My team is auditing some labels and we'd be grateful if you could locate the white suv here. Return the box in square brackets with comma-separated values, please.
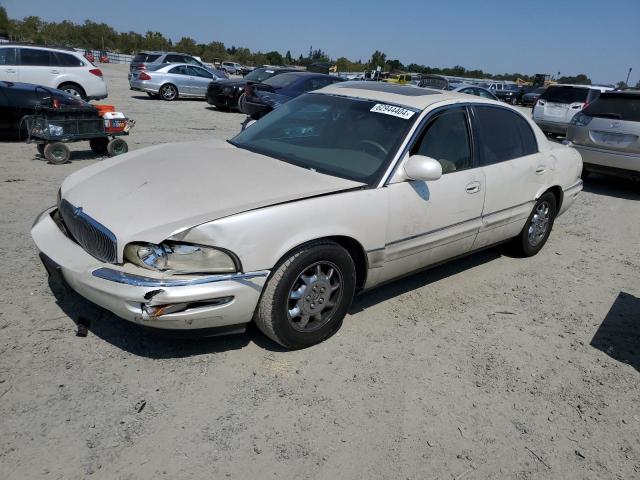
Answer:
[533, 84, 612, 136]
[0, 45, 108, 100]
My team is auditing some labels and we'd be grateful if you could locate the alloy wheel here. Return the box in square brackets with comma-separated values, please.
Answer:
[287, 262, 343, 332]
[527, 201, 551, 247]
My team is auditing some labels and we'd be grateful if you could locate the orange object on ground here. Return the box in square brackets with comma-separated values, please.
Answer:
[95, 105, 115, 117]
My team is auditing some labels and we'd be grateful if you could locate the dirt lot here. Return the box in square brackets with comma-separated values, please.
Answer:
[1, 63, 639, 480]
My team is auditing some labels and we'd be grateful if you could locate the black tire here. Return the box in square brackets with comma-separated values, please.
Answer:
[44, 142, 70, 165]
[58, 82, 86, 100]
[236, 92, 246, 111]
[37, 144, 45, 156]
[512, 192, 557, 257]
[89, 137, 109, 155]
[107, 138, 128, 157]
[254, 240, 356, 349]
[159, 83, 178, 101]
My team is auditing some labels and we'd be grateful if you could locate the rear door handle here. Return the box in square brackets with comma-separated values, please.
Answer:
[465, 181, 481, 194]
[535, 166, 547, 175]
[5, 68, 16, 73]
[50, 69, 60, 74]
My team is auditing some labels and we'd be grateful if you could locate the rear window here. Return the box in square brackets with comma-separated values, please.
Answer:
[54, 52, 84, 67]
[583, 94, 640, 122]
[133, 53, 161, 63]
[264, 73, 302, 88]
[541, 86, 589, 104]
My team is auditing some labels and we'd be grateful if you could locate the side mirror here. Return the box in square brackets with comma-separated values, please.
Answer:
[404, 155, 442, 182]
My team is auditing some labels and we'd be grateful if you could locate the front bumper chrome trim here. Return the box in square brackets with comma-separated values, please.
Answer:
[92, 268, 269, 287]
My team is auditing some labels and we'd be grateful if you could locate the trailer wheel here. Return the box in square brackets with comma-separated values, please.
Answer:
[44, 142, 70, 165]
[107, 138, 128, 157]
[89, 137, 109, 155]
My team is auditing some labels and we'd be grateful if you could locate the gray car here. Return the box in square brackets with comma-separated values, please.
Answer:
[129, 51, 205, 75]
[566, 90, 640, 182]
[129, 63, 228, 100]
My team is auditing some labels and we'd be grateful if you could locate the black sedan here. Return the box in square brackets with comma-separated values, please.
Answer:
[521, 87, 547, 107]
[493, 84, 524, 105]
[206, 67, 298, 110]
[239, 72, 344, 120]
[0, 81, 96, 140]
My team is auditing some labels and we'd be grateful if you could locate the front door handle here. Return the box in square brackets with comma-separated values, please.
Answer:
[50, 69, 60, 74]
[465, 181, 481, 194]
[535, 166, 547, 175]
[5, 68, 16, 73]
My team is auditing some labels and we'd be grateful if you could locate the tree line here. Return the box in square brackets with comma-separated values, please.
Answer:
[1, 7, 621, 86]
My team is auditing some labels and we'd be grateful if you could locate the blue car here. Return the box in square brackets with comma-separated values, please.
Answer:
[240, 72, 344, 119]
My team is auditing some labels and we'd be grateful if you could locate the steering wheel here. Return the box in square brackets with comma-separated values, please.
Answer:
[357, 140, 388, 157]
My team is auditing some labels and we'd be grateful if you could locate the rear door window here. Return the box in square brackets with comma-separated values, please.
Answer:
[542, 86, 589, 104]
[584, 95, 640, 122]
[133, 53, 161, 63]
[165, 54, 185, 63]
[474, 106, 538, 165]
[0, 48, 17, 65]
[19, 48, 53, 66]
[169, 65, 188, 75]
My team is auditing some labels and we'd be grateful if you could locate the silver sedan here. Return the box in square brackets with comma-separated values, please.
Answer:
[129, 63, 228, 101]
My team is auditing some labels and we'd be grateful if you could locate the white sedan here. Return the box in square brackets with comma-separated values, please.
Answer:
[31, 82, 583, 349]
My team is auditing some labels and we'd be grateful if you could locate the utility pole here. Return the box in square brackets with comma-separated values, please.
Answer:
[626, 67, 632, 86]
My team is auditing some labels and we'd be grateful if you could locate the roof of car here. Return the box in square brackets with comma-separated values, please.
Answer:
[318, 81, 480, 110]
[2, 43, 78, 53]
[137, 51, 194, 56]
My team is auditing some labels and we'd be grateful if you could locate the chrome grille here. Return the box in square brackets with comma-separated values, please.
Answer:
[59, 199, 117, 263]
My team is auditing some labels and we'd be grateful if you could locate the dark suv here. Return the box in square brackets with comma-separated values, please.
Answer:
[129, 51, 205, 77]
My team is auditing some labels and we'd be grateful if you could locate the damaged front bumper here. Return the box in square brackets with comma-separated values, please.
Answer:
[31, 208, 269, 331]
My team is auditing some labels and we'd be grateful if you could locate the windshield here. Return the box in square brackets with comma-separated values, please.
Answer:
[245, 68, 279, 83]
[229, 94, 418, 184]
[542, 86, 589, 103]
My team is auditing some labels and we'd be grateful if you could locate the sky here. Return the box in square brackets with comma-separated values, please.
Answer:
[3, 0, 639, 85]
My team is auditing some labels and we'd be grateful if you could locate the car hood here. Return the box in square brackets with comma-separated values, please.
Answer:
[60, 139, 364, 246]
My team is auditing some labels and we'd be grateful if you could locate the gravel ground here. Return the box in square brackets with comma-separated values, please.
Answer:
[1, 64, 639, 480]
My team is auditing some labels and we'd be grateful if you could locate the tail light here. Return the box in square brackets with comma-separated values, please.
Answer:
[89, 68, 103, 77]
[245, 84, 253, 97]
[52, 99, 60, 108]
[139, 72, 151, 80]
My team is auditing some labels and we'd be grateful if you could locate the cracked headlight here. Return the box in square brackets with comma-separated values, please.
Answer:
[124, 242, 238, 274]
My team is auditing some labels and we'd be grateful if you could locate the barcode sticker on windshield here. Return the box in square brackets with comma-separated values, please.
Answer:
[370, 104, 415, 119]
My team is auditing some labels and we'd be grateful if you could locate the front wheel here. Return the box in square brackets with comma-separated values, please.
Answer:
[254, 241, 356, 349]
[107, 138, 128, 156]
[44, 142, 70, 165]
[512, 192, 557, 257]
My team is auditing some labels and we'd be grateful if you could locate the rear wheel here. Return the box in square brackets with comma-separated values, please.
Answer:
[254, 241, 356, 349]
[58, 83, 86, 100]
[89, 137, 109, 155]
[160, 83, 178, 101]
[44, 142, 70, 165]
[512, 192, 557, 257]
